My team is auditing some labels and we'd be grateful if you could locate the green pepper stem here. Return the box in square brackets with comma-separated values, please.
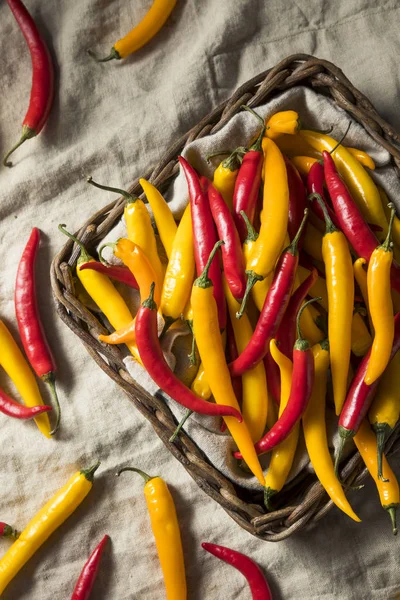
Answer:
[81, 461, 101, 482]
[3, 125, 35, 167]
[308, 193, 336, 234]
[319, 338, 330, 353]
[58, 224, 91, 262]
[98, 242, 117, 265]
[373, 423, 391, 481]
[287, 208, 309, 255]
[240, 210, 258, 243]
[221, 147, 247, 170]
[87, 176, 137, 204]
[296, 297, 322, 342]
[169, 409, 193, 443]
[43, 373, 61, 436]
[241, 105, 266, 151]
[186, 321, 197, 365]
[143, 282, 157, 310]
[87, 47, 121, 62]
[264, 487, 277, 511]
[381, 203, 396, 252]
[236, 270, 263, 319]
[194, 241, 224, 289]
[330, 122, 351, 155]
[2, 525, 19, 540]
[387, 506, 398, 535]
[334, 426, 355, 479]
[117, 466, 155, 484]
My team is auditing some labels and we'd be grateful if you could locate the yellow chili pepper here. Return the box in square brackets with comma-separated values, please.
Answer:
[290, 155, 318, 176]
[369, 351, 400, 480]
[59, 226, 142, 363]
[292, 273, 325, 346]
[0, 321, 51, 438]
[297, 265, 328, 310]
[379, 187, 400, 262]
[191, 242, 265, 485]
[161, 204, 195, 324]
[94, 0, 177, 62]
[354, 419, 399, 535]
[346, 147, 375, 170]
[353, 257, 370, 312]
[302, 340, 360, 522]
[191, 362, 212, 400]
[0, 462, 99, 594]
[311, 196, 354, 415]
[212, 151, 242, 210]
[275, 133, 321, 159]
[119, 466, 186, 599]
[140, 178, 177, 259]
[264, 340, 299, 507]
[239, 138, 289, 317]
[224, 278, 268, 442]
[365, 207, 395, 385]
[303, 222, 324, 263]
[351, 310, 372, 357]
[300, 130, 388, 237]
[241, 210, 272, 311]
[88, 177, 164, 284]
[265, 110, 299, 139]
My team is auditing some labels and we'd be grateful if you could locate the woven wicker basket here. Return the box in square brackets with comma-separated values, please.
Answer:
[51, 54, 400, 541]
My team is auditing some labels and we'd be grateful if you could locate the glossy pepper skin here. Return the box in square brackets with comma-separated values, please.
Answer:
[235, 300, 317, 458]
[4, 0, 54, 167]
[265, 110, 299, 139]
[71, 535, 109, 600]
[0, 463, 99, 595]
[191, 243, 265, 485]
[302, 341, 360, 522]
[140, 178, 177, 259]
[369, 351, 400, 480]
[354, 419, 399, 535]
[291, 155, 318, 177]
[364, 208, 395, 384]
[95, 0, 177, 62]
[264, 340, 299, 509]
[119, 467, 187, 600]
[240, 137, 289, 314]
[136, 283, 241, 421]
[212, 151, 241, 210]
[230, 211, 308, 376]
[311, 194, 354, 415]
[79, 262, 138, 289]
[285, 158, 307, 245]
[15, 228, 60, 434]
[0, 385, 51, 420]
[224, 278, 268, 443]
[0, 320, 51, 438]
[202, 543, 272, 600]
[179, 156, 226, 330]
[307, 161, 341, 230]
[209, 183, 246, 300]
[241, 211, 273, 312]
[322, 151, 400, 293]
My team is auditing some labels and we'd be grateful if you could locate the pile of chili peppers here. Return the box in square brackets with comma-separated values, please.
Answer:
[68, 106, 400, 538]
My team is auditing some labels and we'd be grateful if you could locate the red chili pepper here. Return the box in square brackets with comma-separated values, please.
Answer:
[71, 535, 109, 600]
[208, 183, 246, 300]
[232, 108, 265, 242]
[335, 311, 400, 473]
[4, 0, 54, 167]
[15, 228, 60, 434]
[135, 283, 242, 421]
[179, 156, 226, 329]
[0, 522, 19, 540]
[234, 299, 317, 459]
[0, 385, 51, 420]
[323, 151, 400, 293]
[307, 161, 341, 229]
[229, 210, 309, 376]
[202, 543, 272, 600]
[263, 354, 281, 406]
[79, 262, 138, 289]
[286, 158, 307, 244]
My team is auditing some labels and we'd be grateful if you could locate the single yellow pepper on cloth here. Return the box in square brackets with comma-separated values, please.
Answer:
[365, 207, 395, 385]
[264, 340, 299, 508]
[119, 467, 187, 600]
[0, 320, 51, 438]
[310, 195, 354, 415]
[191, 242, 265, 485]
[302, 340, 360, 522]
[94, 0, 177, 62]
[0, 463, 99, 595]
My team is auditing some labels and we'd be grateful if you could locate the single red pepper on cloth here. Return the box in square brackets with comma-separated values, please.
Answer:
[323, 151, 400, 293]
[0, 386, 51, 420]
[202, 542, 273, 600]
[234, 299, 317, 459]
[15, 228, 60, 434]
[79, 262, 138, 289]
[179, 156, 226, 329]
[135, 283, 242, 421]
[208, 182, 246, 300]
[229, 210, 309, 376]
[4, 0, 54, 167]
[71, 535, 109, 600]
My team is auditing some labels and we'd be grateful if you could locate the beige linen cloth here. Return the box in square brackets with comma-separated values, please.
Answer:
[0, 1, 400, 598]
